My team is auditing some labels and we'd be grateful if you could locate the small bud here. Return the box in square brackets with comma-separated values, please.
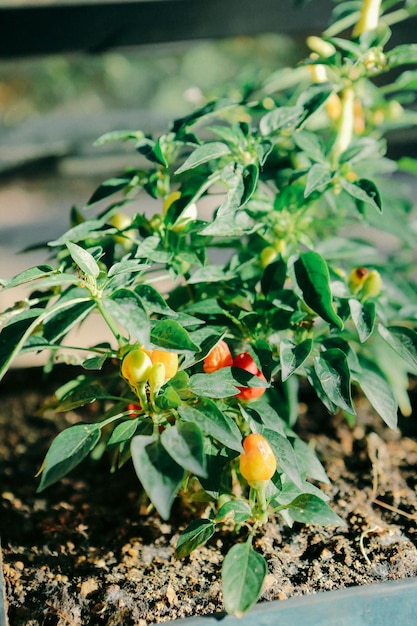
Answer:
[362, 269, 382, 299]
[349, 267, 369, 293]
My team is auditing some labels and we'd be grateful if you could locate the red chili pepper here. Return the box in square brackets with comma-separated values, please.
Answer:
[233, 352, 267, 401]
[203, 340, 233, 373]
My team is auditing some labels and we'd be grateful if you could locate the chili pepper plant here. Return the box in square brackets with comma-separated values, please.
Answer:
[1, 0, 417, 616]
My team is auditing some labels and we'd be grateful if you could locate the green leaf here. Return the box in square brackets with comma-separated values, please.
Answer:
[49, 220, 105, 246]
[94, 129, 145, 146]
[175, 519, 216, 559]
[304, 163, 332, 197]
[87, 175, 135, 205]
[103, 288, 150, 345]
[66, 242, 100, 278]
[82, 354, 108, 370]
[54, 383, 113, 412]
[188, 265, 236, 284]
[340, 178, 382, 213]
[161, 422, 207, 478]
[298, 84, 334, 122]
[314, 349, 355, 414]
[130, 435, 184, 520]
[293, 438, 329, 484]
[155, 385, 182, 410]
[37, 423, 101, 492]
[292, 251, 344, 329]
[387, 44, 417, 68]
[293, 130, 326, 163]
[150, 320, 200, 353]
[188, 369, 239, 398]
[262, 428, 303, 488]
[135, 284, 176, 316]
[43, 300, 95, 344]
[0, 265, 54, 290]
[378, 324, 417, 371]
[178, 400, 243, 453]
[349, 299, 375, 343]
[222, 541, 267, 617]
[215, 499, 252, 524]
[175, 142, 231, 175]
[287, 494, 345, 526]
[280, 339, 313, 381]
[355, 365, 398, 428]
[107, 419, 140, 446]
[242, 401, 286, 435]
[194, 367, 268, 398]
[260, 105, 304, 135]
[0, 297, 91, 382]
[261, 255, 287, 297]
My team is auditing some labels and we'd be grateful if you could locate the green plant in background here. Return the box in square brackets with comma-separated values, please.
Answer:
[1, 0, 417, 616]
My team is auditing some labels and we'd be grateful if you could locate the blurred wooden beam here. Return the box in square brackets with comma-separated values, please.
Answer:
[0, 0, 335, 58]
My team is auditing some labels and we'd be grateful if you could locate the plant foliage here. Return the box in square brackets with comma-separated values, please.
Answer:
[1, 0, 417, 616]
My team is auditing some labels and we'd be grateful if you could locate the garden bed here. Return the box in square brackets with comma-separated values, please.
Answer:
[1, 368, 416, 625]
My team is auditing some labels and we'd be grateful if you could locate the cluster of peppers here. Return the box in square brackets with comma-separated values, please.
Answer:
[121, 339, 276, 523]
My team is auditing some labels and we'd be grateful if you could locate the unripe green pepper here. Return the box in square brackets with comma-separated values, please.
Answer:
[121, 348, 153, 386]
[148, 362, 166, 396]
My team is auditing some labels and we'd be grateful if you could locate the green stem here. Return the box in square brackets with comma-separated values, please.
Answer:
[95, 297, 123, 345]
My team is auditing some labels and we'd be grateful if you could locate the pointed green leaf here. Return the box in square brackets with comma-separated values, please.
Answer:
[131, 435, 184, 520]
[0, 297, 91, 382]
[387, 44, 417, 68]
[378, 324, 417, 371]
[280, 339, 313, 381]
[103, 288, 150, 345]
[293, 438, 330, 484]
[262, 428, 303, 488]
[107, 419, 141, 446]
[260, 105, 304, 135]
[261, 255, 287, 297]
[161, 422, 207, 478]
[222, 541, 267, 617]
[178, 399, 243, 453]
[135, 284, 176, 316]
[49, 219, 106, 246]
[43, 300, 95, 343]
[175, 142, 230, 174]
[87, 175, 135, 205]
[304, 163, 332, 198]
[188, 369, 239, 398]
[356, 365, 398, 428]
[293, 251, 343, 329]
[0, 265, 54, 290]
[54, 383, 114, 412]
[314, 349, 355, 414]
[175, 519, 216, 559]
[150, 320, 199, 353]
[349, 299, 375, 343]
[215, 499, 252, 524]
[66, 241, 100, 278]
[37, 423, 101, 492]
[293, 130, 326, 163]
[340, 178, 382, 213]
[287, 494, 345, 526]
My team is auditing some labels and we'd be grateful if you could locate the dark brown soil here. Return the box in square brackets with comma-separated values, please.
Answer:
[1, 368, 417, 625]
